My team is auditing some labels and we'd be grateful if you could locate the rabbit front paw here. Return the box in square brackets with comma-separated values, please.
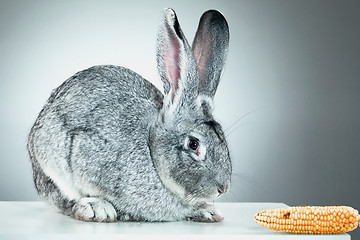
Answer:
[188, 204, 224, 223]
[72, 197, 117, 222]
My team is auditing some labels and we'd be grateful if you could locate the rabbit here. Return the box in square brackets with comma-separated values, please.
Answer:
[27, 8, 231, 223]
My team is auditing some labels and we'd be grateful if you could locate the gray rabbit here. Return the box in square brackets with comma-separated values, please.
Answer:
[27, 8, 231, 222]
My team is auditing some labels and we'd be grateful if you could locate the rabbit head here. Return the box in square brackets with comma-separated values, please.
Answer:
[150, 8, 231, 204]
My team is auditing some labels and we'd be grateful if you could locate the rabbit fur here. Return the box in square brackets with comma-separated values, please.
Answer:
[27, 8, 231, 223]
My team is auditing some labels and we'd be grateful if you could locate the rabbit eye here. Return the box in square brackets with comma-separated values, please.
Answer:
[188, 138, 199, 151]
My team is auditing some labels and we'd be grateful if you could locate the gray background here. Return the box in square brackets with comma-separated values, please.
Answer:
[0, 0, 359, 237]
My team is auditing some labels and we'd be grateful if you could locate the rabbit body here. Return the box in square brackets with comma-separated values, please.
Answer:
[28, 9, 231, 222]
[29, 66, 188, 221]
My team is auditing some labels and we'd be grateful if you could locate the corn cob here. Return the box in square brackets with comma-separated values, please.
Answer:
[255, 206, 360, 234]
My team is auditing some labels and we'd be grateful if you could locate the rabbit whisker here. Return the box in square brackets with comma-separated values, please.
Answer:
[224, 108, 263, 135]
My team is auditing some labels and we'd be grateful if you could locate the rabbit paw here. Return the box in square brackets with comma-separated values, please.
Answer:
[188, 204, 224, 223]
[72, 197, 117, 222]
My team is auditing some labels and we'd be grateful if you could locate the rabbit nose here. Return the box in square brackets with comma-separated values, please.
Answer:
[217, 183, 227, 196]
[217, 188, 224, 196]
[217, 180, 230, 196]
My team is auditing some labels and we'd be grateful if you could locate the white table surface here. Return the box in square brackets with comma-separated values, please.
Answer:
[0, 201, 351, 240]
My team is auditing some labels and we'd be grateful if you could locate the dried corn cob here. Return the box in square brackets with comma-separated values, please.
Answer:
[255, 206, 360, 234]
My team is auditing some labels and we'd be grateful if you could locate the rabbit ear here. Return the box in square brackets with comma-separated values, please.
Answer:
[192, 10, 229, 99]
[157, 8, 198, 108]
